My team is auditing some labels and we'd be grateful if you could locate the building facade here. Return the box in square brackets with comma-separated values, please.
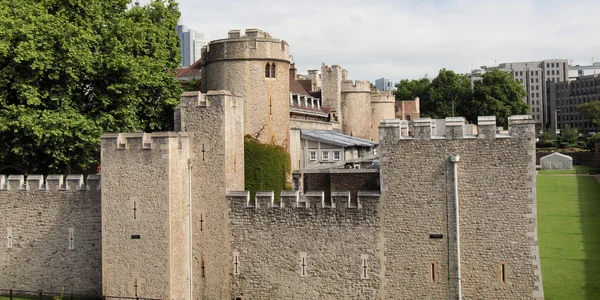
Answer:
[375, 77, 394, 91]
[471, 59, 568, 129]
[548, 74, 600, 134]
[177, 22, 206, 67]
[569, 62, 600, 79]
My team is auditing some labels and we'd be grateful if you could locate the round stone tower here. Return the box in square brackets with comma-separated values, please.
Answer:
[341, 80, 372, 140]
[200, 29, 290, 147]
[370, 88, 396, 141]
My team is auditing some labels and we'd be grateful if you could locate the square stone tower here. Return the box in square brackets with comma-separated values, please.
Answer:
[101, 132, 190, 300]
[176, 90, 244, 299]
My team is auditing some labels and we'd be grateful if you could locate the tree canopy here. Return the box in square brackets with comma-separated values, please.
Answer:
[0, 0, 182, 174]
[394, 68, 529, 126]
[462, 69, 529, 127]
[578, 100, 600, 129]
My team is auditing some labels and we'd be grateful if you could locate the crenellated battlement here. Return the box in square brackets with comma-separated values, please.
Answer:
[227, 190, 380, 211]
[340, 80, 371, 93]
[101, 132, 189, 151]
[370, 89, 395, 103]
[322, 63, 344, 73]
[201, 28, 289, 64]
[379, 115, 534, 142]
[0, 174, 101, 191]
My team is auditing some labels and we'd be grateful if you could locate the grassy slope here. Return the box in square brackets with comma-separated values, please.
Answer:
[538, 175, 600, 299]
[538, 165, 595, 175]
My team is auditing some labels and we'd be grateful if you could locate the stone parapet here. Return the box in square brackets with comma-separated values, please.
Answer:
[341, 80, 372, 93]
[201, 28, 289, 64]
[0, 174, 101, 191]
[228, 190, 380, 211]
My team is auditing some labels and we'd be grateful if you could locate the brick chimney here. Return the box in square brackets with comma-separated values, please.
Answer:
[290, 63, 297, 80]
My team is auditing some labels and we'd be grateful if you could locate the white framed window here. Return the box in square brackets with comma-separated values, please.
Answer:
[309, 151, 316, 161]
[333, 151, 341, 161]
[322, 151, 330, 161]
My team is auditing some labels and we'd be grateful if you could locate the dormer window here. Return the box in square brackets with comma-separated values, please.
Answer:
[265, 63, 270, 78]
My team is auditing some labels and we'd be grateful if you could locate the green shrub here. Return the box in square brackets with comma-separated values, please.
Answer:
[244, 136, 291, 202]
[559, 142, 569, 149]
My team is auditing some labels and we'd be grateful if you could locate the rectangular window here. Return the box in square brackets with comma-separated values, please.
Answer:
[536, 71, 539, 75]
[547, 71, 550, 75]
[333, 151, 341, 161]
[322, 151, 329, 161]
[309, 151, 316, 161]
[552, 70, 555, 75]
[531, 78, 534, 83]
[520, 71, 523, 76]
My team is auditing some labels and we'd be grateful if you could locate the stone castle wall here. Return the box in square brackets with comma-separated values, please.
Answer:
[370, 89, 395, 141]
[200, 29, 290, 148]
[227, 191, 382, 299]
[378, 115, 542, 299]
[100, 132, 190, 300]
[225, 115, 543, 299]
[341, 80, 372, 139]
[0, 175, 101, 296]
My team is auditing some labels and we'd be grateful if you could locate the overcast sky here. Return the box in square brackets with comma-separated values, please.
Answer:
[145, 0, 600, 82]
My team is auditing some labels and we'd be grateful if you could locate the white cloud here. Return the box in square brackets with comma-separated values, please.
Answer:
[143, 0, 600, 81]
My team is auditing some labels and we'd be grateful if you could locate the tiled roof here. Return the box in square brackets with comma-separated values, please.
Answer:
[176, 59, 202, 79]
[301, 130, 378, 147]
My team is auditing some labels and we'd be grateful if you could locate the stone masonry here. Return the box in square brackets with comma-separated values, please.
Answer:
[0, 175, 101, 296]
[200, 29, 290, 148]
[0, 84, 543, 299]
[341, 80, 372, 140]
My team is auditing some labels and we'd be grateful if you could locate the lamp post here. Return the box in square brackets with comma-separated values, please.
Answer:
[555, 109, 560, 135]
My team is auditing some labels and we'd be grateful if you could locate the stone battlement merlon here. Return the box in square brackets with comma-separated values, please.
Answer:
[0, 174, 101, 191]
[227, 190, 380, 210]
[370, 90, 395, 103]
[341, 80, 371, 93]
[201, 29, 289, 64]
[379, 115, 535, 141]
[101, 132, 189, 151]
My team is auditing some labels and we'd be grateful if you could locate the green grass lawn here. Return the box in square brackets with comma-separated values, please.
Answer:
[538, 174, 600, 299]
[538, 165, 596, 175]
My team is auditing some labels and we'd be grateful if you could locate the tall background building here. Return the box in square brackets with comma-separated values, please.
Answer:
[548, 74, 599, 134]
[176, 20, 205, 67]
[375, 77, 395, 91]
[469, 59, 569, 129]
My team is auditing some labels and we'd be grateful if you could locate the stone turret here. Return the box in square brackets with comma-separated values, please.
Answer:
[370, 89, 395, 141]
[341, 80, 372, 139]
[200, 29, 290, 147]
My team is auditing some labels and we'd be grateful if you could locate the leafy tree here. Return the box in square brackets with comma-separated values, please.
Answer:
[559, 124, 578, 144]
[427, 69, 472, 119]
[462, 69, 529, 127]
[0, 0, 182, 174]
[394, 77, 431, 101]
[578, 100, 600, 128]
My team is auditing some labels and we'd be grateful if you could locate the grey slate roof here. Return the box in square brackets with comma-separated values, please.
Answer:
[301, 130, 378, 147]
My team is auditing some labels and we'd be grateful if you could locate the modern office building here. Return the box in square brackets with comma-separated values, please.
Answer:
[470, 59, 568, 129]
[176, 21, 206, 67]
[375, 77, 395, 91]
[569, 62, 600, 79]
[548, 74, 599, 134]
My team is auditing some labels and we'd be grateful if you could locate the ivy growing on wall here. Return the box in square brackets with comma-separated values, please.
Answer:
[244, 135, 291, 201]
